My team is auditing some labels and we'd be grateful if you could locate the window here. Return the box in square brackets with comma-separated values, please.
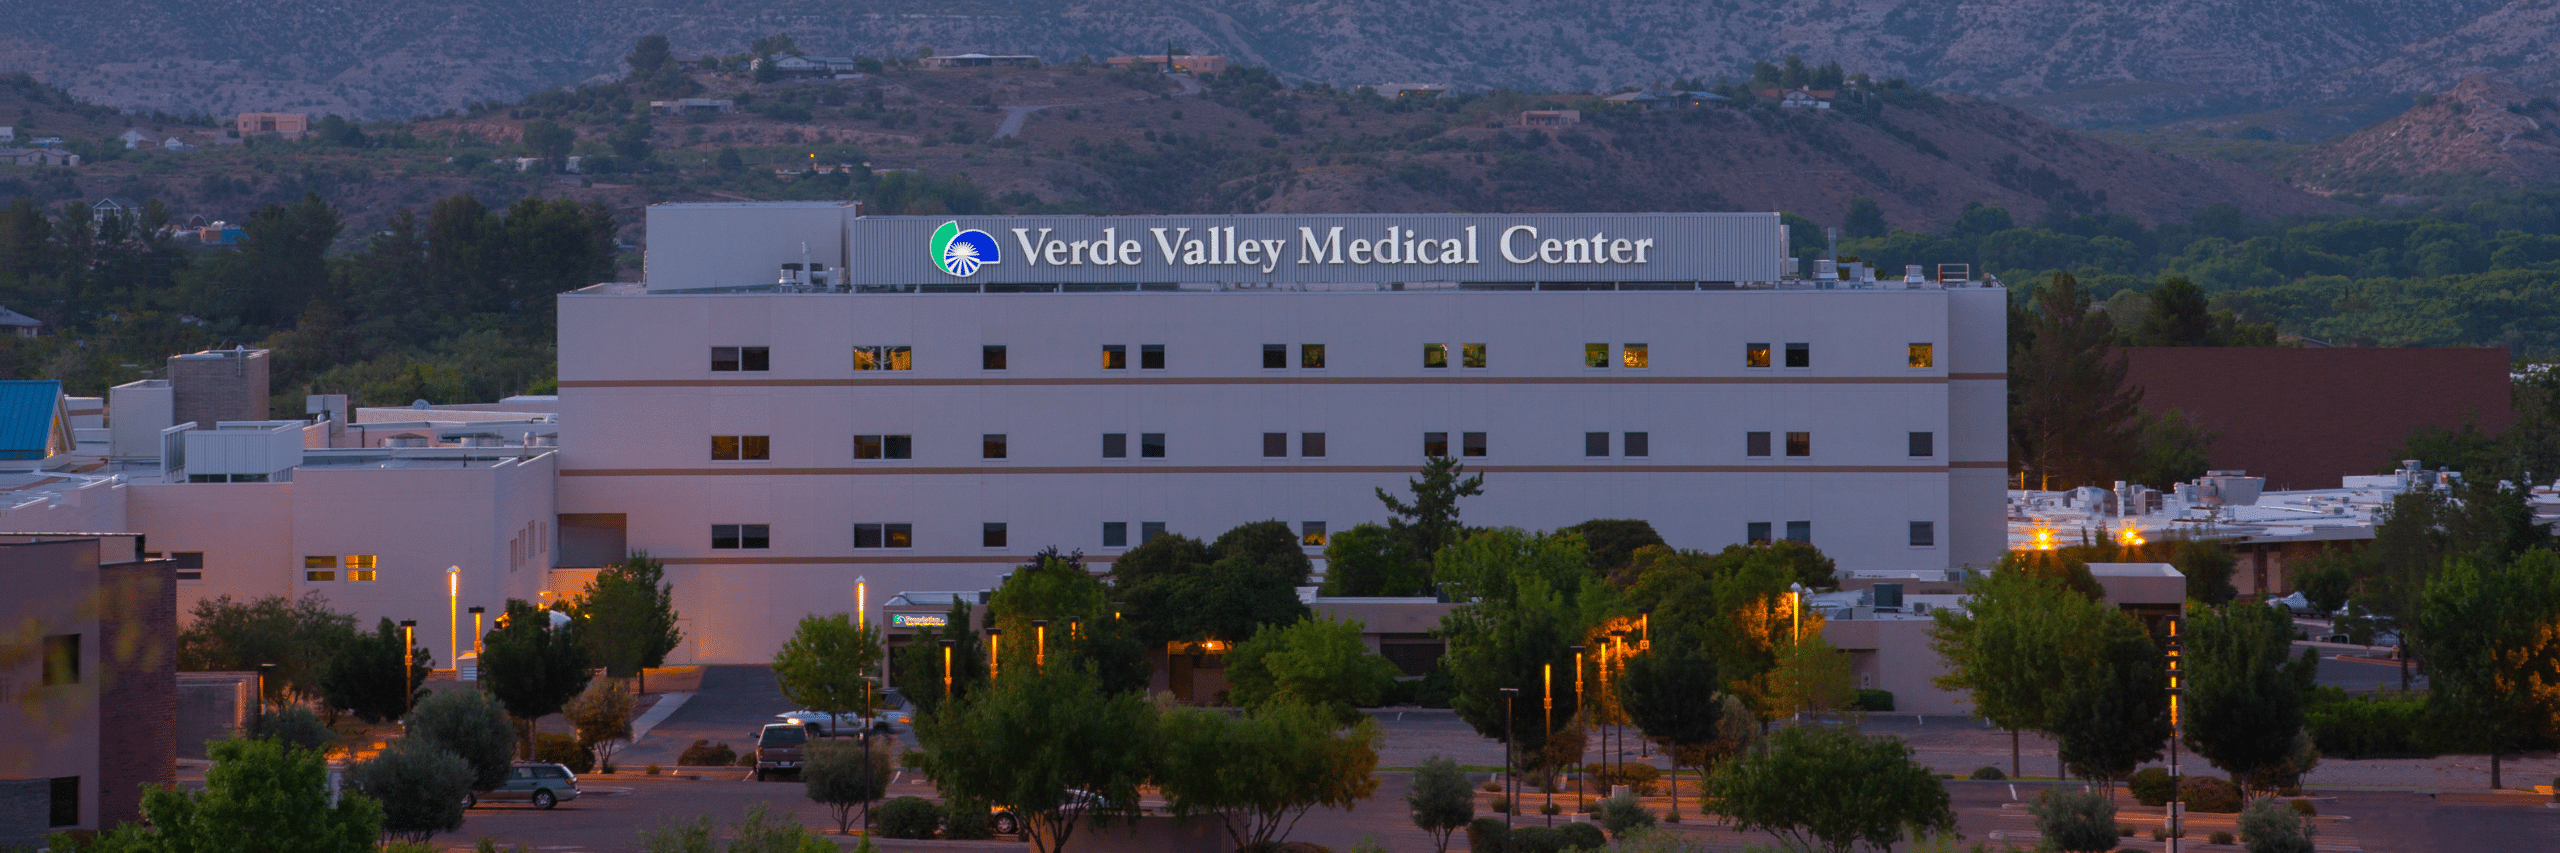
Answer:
[1301, 522, 1327, 547]
[49, 776, 76, 828]
[1910, 521, 1936, 547]
[1462, 343, 1487, 369]
[348, 570, 378, 582]
[982, 345, 1008, 370]
[1102, 433, 1127, 458]
[304, 555, 335, 582]
[1784, 342, 1809, 368]
[853, 345, 912, 371]
[711, 346, 770, 372]
[854, 435, 912, 460]
[1908, 343, 1934, 369]
[1786, 432, 1811, 457]
[1586, 343, 1609, 368]
[1462, 432, 1487, 457]
[1622, 344, 1649, 368]
[853, 523, 911, 549]
[983, 522, 1008, 548]
[1263, 344, 1287, 369]
[41, 634, 78, 686]
[712, 435, 771, 461]
[1423, 343, 1448, 368]
[1141, 344, 1165, 370]
[346, 555, 377, 582]
[1423, 432, 1449, 456]
[1103, 345, 1127, 370]
[1786, 521, 1812, 543]
[1102, 521, 1128, 548]
[1141, 433, 1166, 458]
[1141, 521, 1167, 544]
[304, 570, 335, 582]
[1746, 431, 1771, 457]
[1624, 432, 1649, 457]
[1585, 432, 1610, 457]
[1301, 432, 1326, 458]
[983, 434, 1008, 460]
[1746, 522, 1772, 544]
[1746, 343, 1771, 368]
[1300, 344, 1326, 369]
[1263, 433, 1288, 458]
[173, 551, 203, 581]
[1909, 432, 1934, 458]
[712, 524, 771, 549]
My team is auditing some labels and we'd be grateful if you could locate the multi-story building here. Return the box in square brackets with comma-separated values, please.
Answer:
[0, 534, 174, 845]
[553, 205, 2008, 663]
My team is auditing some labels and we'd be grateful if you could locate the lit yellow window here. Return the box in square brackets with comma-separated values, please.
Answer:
[346, 555, 378, 569]
[348, 570, 378, 582]
[854, 345, 913, 371]
[1908, 343, 1935, 369]
[1746, 343, 1771, 368]
[1623, 344, 1649, 368]
[304, 556, 337, 569]
[1462, 343, 1487, 369]
[1585, 343, 1608, 368]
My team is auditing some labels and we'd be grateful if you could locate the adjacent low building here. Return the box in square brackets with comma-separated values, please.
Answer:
[0, 534, 174, 845]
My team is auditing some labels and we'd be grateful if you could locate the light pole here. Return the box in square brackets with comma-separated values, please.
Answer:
[468, 606, 485, 656]
[447, 567, 460, 671]
[986, 628, 1001, 681]
[1788, 582, 1806, 644]
[856, 576, 868, 630]
[1571, 644, 1586, 814]
[1542, 662, 1554, 825]
[256, 662, 275, 720]
[399, 620, 417, 709]
[1499, 687, 1519, 847]
[1034, 619, 1048, 674]
[2167, 616, 2185, 853]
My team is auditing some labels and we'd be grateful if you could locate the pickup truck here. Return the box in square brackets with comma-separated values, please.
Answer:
[750, 722, 818, 781]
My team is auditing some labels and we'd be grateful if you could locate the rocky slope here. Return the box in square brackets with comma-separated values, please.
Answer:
[2291, 75, 2560, 191]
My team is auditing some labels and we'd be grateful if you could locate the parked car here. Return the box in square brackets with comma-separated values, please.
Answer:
[777, 685, 913, 735]
[463, 762, 581, 809]
[990, 790, 1114, 836]
[752, 722, 816, 781]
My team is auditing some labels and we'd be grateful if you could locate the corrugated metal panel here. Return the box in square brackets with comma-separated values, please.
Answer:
[0, 379, 62, 459]
[842, 213, 1780, 287]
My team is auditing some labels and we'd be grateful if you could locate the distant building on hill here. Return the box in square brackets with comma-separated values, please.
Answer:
[1753, 86, 1837, 109]
[920, 53, 1039, 69]
[649, 99, 736, 116]
[1601, 89, 1726, 110]
[234, 112, 308, 139]
[1372, 83, 1449, 98]
[1107, 54, 1228, 75]
[1519, 110, 1581, 127]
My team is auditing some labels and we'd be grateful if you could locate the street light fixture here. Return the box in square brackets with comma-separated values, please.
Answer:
[856, 576, 868, 630]
[399, 620, 417, 709]
[1498, 687, 1519, 845]
[1570, 644, 1586, 813]
[1542, 662, 1554, 825]
[1033, 619, 1049, 674]
[2167, 616, 2185, 853]
[942, 639, 955, 698]
[468, 606, 485, 656]
[986, 628, 1001, 681]
[447, 567, 460, 672]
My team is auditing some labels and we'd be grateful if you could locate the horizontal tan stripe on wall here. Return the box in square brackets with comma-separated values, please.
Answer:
[657, 554, 1113, 566]
[1948, 373, 2004, 381]
[565, 464, 1957, 476]
[1949, 460, 2010, 468]
[559, 375, 1957, 388]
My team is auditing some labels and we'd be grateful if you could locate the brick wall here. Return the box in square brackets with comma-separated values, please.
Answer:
[2122, 347, 2514, 490]
[168, 350, 269, 429]
[93, 561, 175, 832]
[0, 777, 47, 849]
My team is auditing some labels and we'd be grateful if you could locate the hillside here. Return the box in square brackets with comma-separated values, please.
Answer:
[2290, 76, 2560, 195]
[3, 0, 2556, 125]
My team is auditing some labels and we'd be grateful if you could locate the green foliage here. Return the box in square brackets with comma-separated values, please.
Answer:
[1591, 762, 1660, 796]
[402, 688, 517, 791]
[940, 796, 993, 839]
[1320, 522, 1428, 597]
[1225, 615, 1401, 722]
[2415, 549, 2560, 787]
[2180, 775, 2245, 813]
[1843, 196, 1887, 240]
[1929, 566, 2123, 770]
[320, 617, 431, 724]
[1598, 793, 1655, 839]
[910, 667, 1154, 853]
[2010, 272, 2146, 490]
[245, 705, 338, 754]
[1109, 520, 1313, 651]
[481, 599, 592, 749]
[533, 731, 593, 773]
[1376, 456, 1486, 566]
[803, 739, 897, 834]
[2238, 797, 2315, 853]
[1554, 822, 1604, 850]
[178, 593, 358, 707]
[347, 738, 471, 843]
[1967, 766, 2004, 781]
[990, 548, 1149, 692]
[563, 677, 634, 768]
[1437, 528, 1601, 760]
[87, 737, 382, 853]
[2305, 689, 2436, 758]
[2049, 610, 2172, 788]
[2184, 603, 2320, 793]
[2128, 767, 2172, 805]
[1156, 701, 1382, 851]
[1703, 726, 1955, 853]
[1464, 817, 1509, 853]
[875, 796, 943, 839]
[677, 739, 737, 767]
[2028, 788, 2118, 852]
[1851, 689, 1895, 712]
[1407, 755, 1475, 853]
[577, 551, 683, 681]
[771, 612, 883, 718]
[892, 600, 986, 717]
[1561, 519, 1666, 577]
[1615, 632, 1721, 809]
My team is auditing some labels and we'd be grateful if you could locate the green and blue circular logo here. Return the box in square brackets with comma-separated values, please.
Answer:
[930, 221, 1001, 277]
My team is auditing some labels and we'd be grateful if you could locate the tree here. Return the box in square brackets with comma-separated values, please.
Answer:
[2135, 277, 2213, 346]
[1615, 633, 1721, 818]
[563, 677, 635, 770]
[1843, 196, 1887, 240]
[2047, 612, 2171, 795]
[1376, 456, 1485, 567]
[2237, 798, 2316, 853]
[86, 737, 383, 853]
[2415, 550, 2560, 789]
[1436, 530, 1599, 765]
[1562, 519, 1666, 578]
[346, 738, 470, 843]
[520, 120, 576, 170]
[1406, 754, 1474, 853]
[245, 706, 339, 754]
[1928, 568, 2113, 777]
[1224, 615, 1401, 725]
[178, 593, 357, 708]
[2028, 788, 2119, 853]
[319, 617, 431, 723]
[479, 599, 593, 756]
[1109, 521, 1311, 650]
[1702, 725, 1955, 853]
[1318, 523, 1425, 597]
[577, 550, 683, 692]
[627, 34, 674, 73]
[1156, 701, 1381, 852]
[2010, 271, 2145, 490]
[2165, 536, 2239, 607]
[891, 600, 986, 717]
[772, 612, 884, 721]
[2183, 603, 2319, 796]
[402, 688, 517, 791]
[751, 33, 801, 57]
[1756, 633, 1856, 721]
[716, 147, 746, 172]
[804, 738, 897, 834]
[993, 549, 1149, 692]
[911, 668, 1156, 853]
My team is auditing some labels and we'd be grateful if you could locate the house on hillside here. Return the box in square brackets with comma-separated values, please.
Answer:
[235, 112, 309, 138]
[649, 99, 736, 116]
[1601, 89, 1726, 110]
[0, 308, 40, 338]
[1519, 110, 1582, 127]
[1753, 86, 1836, 109]
[920, 53, 1039, 69]
[91, 199, 141, 223]
[117, 129, 152, 149]
[1373, 83, 1449, 99]
[0, 149, 78, 167]
[1106, 54, 1228, 74]
[160, 137, 193, 152]
[0, 127, 13, 144]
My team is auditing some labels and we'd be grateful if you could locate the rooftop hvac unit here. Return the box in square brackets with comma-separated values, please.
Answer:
[1872, 582, 1904, 612]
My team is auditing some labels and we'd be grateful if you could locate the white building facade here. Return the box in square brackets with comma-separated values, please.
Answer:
[555, 205, 2008, 663]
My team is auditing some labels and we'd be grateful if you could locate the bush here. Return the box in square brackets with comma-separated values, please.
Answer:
[1592, 762, 1660, 796]
[2028, 788, 2119, 852]
[737, 750, 759, 767]
[1483, 781, 1502, 792]
[348, 739, 471, 843]
[1851, 689, 1895, 712]
[2304, 692, 2439, 758]
[2288, 799, 2316, 816]
[1598, 793, 1654, 839]
[1969, 766, 2006, 781]
[876, 796, 942, 838]
[942, 797, 994, 839]
[1414, 669, 1457, 708]
[2182, 777, 2244, 814]
[2118, 823, 2137, 837]
[644, 763, 661, 775]
[1539, 800, 1560, 815]
[1510, 825, 1561, 853]
[1554, 822, 1605, 851]
[1465, 817, 1510, 853]
[534, 732, 594, 774]
[678, 739, 736, 767]
[2128, 767, 2172, 806]
[247, 705, 339, 754]
[404, 689, 517, 791]
[1488, 794, 1510, 814]
[2211, 830, 2236, 844]
[2239, 797, 2315, 853]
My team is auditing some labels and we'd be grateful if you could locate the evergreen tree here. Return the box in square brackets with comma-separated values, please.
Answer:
[479, 599, 594, 756]
[2010, 272, 2145, 490]
[1842, 196, 1887, 240]
[318, 617, 432, 723]
[1375, 456, 1485, 569]
[2048, 613, 2171, 795]
[576, 550, 683, 692]
[2182, 603, 2319, 796]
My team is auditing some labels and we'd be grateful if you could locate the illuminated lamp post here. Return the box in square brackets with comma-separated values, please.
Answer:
[399, 620, 417, 709]
[986, 628, 1001, 681]
[468, 606, 485, 656]
[447, 567, 460, 671]
[941, 639, 955, 699]
[1033, 620, 1049, 674]
[1542, 662, 1554, 825]
[856, 576, 868, 630]
[2167, 616, 2185, 853]
[1498, 687, 1519, 844]
[1570, 644, 1586, 812]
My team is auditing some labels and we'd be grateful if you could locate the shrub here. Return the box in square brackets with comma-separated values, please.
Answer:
[2304, 692, 2439, 758]
[1598, 793, 1654, 839]
[2182, 777, 2244, 814]
[2288, 799, 2316, 816]
[942, 797, 994, 839]
[645, 763, 662, 775]
[678, 739, 736, 767]
[1851, 689, 1895, 712]
[737, 749, 759, 767]
[1465, 817, 1509, 853]
[247, 705, 339, 754]
[1510, 825, 1561, 853]
[1483, 781, 1502, 792]
[1554, 822, 1605, 851]
[534, 732, 594, 774]
[2210, 830, 2236, 844]
[2118, 824, 2137, 837]
[2128, 767, 2172, 806]
[1539, 801, 1560, 815]
[1969, 766, 2006, 781]
[2239, 797, 2315, 853]
[875, 796, 942, 839]
[1592, 762, 1660, 796]
[1488, 794, 1510, 814]
[2028, 788, 2119, 852]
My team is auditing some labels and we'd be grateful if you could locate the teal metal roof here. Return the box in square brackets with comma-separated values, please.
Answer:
[0, 380, 65, 460]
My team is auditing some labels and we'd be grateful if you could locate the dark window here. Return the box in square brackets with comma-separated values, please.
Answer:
[982, 345, 1007, 370]
[1585, 343, 1608, 368]
[1263, 344, 1286, 369]
[1625, 432, 1649, 457]
[1745, 343, 1770, 368]
[1102, 345, 1127, 370]
[1786, 431, 1811, 457]
[854, 435, 910, 460]
[1746, 431, 1771, 457]
[173, 551, 204, 581]
[711, 346, 740, 372]
[855, 435, 881, 459]
[1263, 433, 1287, 458]
[1102, 433, 1127, 458]
[1102, 522, 1128, 548]
[983, 434, 1007, 460]
[1141, 344, 1165, 370]
[1423, 343, 1448, 368]
[1746, 522, 1771, 544]
[1462, 432, 1487, 457]
[712, 525, 739, 549]
[42, 634, 78, 686]
[1910, 521, 1935, 547]
[855, 523, 882, 548]
[1785, 342, 1809, 368]
[1301, 432, 1326, 457]
[49, 776, 76, 828]
[1301, 344, 1326, 369]
[1585, 432, 1610, 457]
[983, 523, 1008, 548]
[1141, 522, 1166, 544]
[883, 524, 910, 548]
[740, 346, 769, 371]
[713, 436, 770, 461]
[1909, 431, 1934, 457]
[884, 436, 912, 459]
[1423, 432, 1449, 457]
[1462, 344, 1487, 369]
[1141, 433, 1166, 458]
[1785, 521, 1811, 543]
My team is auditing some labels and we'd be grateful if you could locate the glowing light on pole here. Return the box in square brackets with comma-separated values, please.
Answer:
[941, 639, 954, 697]
[399, 620, 417, 709]
[468, 606, 485, 655]
[447, 567, 460, 670]
[1498, 687, 1518, 835]
[1542, 662, 1554, 825]
[1570, 644, 1586, 812]
[1034, 619, 1049, 674]
[986, 628, 1001, 681]
[856, 575, 868, 630]
[2167, 616, 2185, 853]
